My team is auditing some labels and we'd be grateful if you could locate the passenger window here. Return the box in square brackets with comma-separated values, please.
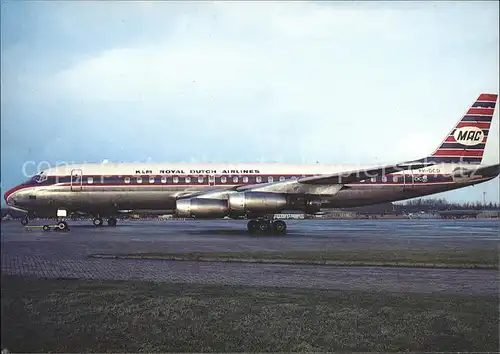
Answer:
[87, 177, 93, 184]
[243, 176, 248, 183]
[221, 176, 227, 183]
[161, 176, 167, 183]
[173, 177, 179, 184]
[149, 177, 155, 184]
[185, 177, 191, 183]
[198, 176, 204, 183]
[382, 176, 387, 183]
[137, 177, 142, 183]
[233, 176, 238, 183]
[268, 176, 274, 183]
[256, 176, 262, 183]
[371, 177, 376, 183]
[279, 176, 285, 181]
[124, 177, 130, 184]
[393, 176, 398, 183]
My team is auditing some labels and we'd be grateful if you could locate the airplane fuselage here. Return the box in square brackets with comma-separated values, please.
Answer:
[4, 162, 497, 218]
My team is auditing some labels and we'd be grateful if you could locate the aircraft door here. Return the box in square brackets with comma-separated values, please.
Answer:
[208, 174, 216, 187]
[70, 169, 83, 191]
[403, 170, 415, 190]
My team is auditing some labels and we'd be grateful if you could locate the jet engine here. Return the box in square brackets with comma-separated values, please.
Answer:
[227, 192, 288, 215]
[176, 192, 323, 219]
[175, 198, 228, 218]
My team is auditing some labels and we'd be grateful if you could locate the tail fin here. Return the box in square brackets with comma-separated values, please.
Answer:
[427, 93, 498, 164]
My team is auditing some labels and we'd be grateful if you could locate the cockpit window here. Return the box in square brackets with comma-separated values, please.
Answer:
[30, 172, 48, 183]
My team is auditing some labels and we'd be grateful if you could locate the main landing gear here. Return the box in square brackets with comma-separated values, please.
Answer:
[92, 217, 117, 227]
[247, 219, 287, 234]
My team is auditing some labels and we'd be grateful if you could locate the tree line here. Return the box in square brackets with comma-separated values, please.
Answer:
[394, 198, 499, 213]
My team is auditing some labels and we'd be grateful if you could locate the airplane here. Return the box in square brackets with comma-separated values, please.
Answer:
[4, 93, 499, 233]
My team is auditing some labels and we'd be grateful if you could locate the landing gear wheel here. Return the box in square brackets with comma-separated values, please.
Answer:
[247, 219, 259, 233]
[57, 221, 69, 231]
[42, 225, 50, 231]
[21, 217, 29, 226]
[93, 217, 103, 227]
[272, 220, 287, 234]
[107, 218, 117, 227]
[257, 219, 270, 233]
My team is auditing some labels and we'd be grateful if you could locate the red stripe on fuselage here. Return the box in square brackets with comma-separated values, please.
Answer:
[7, 181, 458, 190]
[4, 184, 28, 202]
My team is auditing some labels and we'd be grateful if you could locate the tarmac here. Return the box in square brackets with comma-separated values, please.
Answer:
[1, 219, 499, 295]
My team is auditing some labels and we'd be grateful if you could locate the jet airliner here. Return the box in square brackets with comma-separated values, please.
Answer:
[4, 93, 499, 233]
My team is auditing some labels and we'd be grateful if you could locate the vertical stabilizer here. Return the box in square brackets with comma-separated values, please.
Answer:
[427, 93, 497, 164]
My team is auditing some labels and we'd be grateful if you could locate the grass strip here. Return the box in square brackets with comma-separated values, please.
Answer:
[1, 275, 498, 353]
[88, 249, 499, 269]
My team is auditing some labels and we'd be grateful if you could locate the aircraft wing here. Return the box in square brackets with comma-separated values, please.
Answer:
[296, 161, 433, 185]
[232, 161, 434, 195]
[175, 161, 434, 199]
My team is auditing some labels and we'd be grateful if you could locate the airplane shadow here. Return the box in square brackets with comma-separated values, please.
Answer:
[182, 229, 303, 237]
[17, 221, 309, 238]
[68, 225, 295, 237]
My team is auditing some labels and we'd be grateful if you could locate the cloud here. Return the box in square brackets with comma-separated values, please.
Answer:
[27, 3, 494, 161]
[45, 2, 442, 106]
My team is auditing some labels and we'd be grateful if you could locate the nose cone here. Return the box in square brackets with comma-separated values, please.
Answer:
[4, 185, 23, 205]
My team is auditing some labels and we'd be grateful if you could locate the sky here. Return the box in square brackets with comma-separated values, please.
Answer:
[1, 0, 499, 204]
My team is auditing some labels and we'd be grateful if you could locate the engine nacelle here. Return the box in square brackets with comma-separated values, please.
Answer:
[228, 192, 288, 215]
[176, 198, 228, 218]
